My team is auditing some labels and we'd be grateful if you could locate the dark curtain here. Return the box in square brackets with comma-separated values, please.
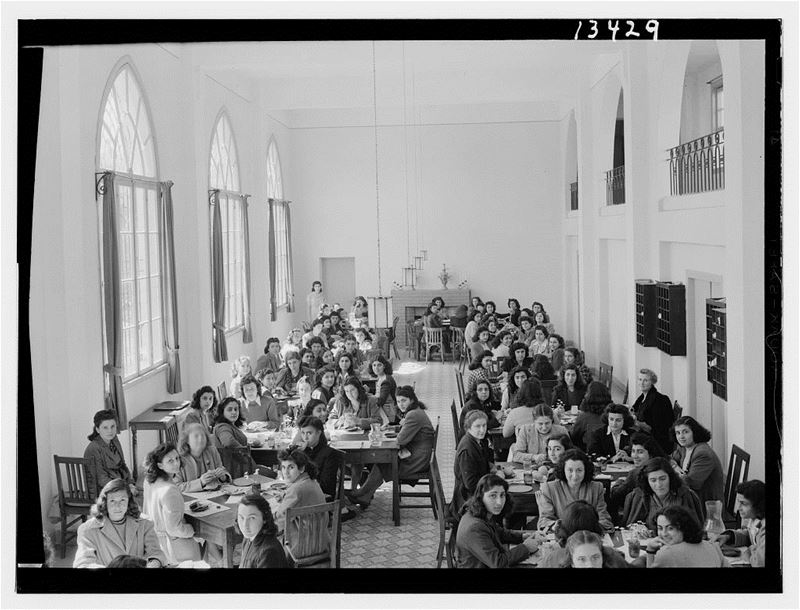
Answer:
[210, 190, 228, 362]
[160, 181, 182, 393]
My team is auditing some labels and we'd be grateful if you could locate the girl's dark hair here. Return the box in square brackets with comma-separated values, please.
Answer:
[671, 415, 712, 444]
[369, 354, 393, 376]
[336, 353, 356, 376]
[107, 555, 147, 568]
[277, 448, 319, 480]
[471, 325, 490, 344]
[549, 334, 565, 349]
[237, 494, 279, 538]
[656, 506, 704, 544]
[464, 473, 514, 520]
[564, 347, 584, 364]
[296, 415, 324, 432]
[736, 480, 765, 518]
[315, 364, 338, 387]
[507, 298, 520, 309]
[518, 315, 533, 328]
[555, 499, 602, 546]
[601, 403, 635, 428]
[91, 478, 140, 520]
[311, 281, 322, 290]
[548, 433, 573, 453]
[302, 398, 328, 417]
[531, 355, 556, 380]
[432, 296, 445, 308]
[87, 409, 118, 441]
[553, 449, 594, 485]
[531, 403, 555, 420]
[507, 366, 531, 394]
[472, 379, 493, 400]
[629, 432, 666, 458]
[484, 301, 496, 312]
[265, 337, 281, 352]
[516, 377, 544, 408]
[580, 382, 612, 415]
[190, 386, 217, 413]
[354, 327, 373, 342]
[509, 342, 528, 359]
[556, 364, 587, 391]
[468, 349, 494, 371]
[637, 457, 683, 496]
[240, 374, 262, 395]
[352, 296, 367, 309]
[533, 324, 550, 339]
[463, 409, 488, 431]
[143, 442, 178, 484]
[340, 376, 368, 404]
[214, 397, 245, 428]
[396, 385, 426, 410]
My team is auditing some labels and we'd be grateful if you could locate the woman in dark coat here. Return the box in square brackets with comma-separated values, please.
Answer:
[455, 473, 539, 568]
[460, 379, 501, 431]
[551, 364, 587, 413]
[670, 416, 725, 506]
[587, 403, 636, 460]
[570, 382, 611, 452]
[236, 494, 289, 568]
[348, 386, 435, 507]
[83, 410, 136, 500]
[631, 368, 675, 454]
[451, 410, 495, 518]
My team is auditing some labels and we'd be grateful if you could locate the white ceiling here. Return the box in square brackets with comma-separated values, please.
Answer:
[191, 40, 624, 112]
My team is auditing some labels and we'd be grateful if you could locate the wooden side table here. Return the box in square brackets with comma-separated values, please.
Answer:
[128, 402, 187, 481]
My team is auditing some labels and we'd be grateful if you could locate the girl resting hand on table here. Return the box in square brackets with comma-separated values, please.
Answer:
[645, 506, 729, 567]
[454, 473, 540, 568]
[717, 479, 765, 567]
[175, 423, 231, 493]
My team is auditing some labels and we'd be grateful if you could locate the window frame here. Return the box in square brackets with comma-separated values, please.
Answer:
[266, 138, 291, 310]
[96, 62, 166, 384]
[209, 112, 246, 333]
[710, 75, 724, 132]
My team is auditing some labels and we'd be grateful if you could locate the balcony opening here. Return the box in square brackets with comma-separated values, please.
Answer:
[605, 91, 625, 205]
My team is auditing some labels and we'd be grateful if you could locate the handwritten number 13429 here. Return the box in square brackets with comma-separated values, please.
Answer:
[574, 20, 659, 40]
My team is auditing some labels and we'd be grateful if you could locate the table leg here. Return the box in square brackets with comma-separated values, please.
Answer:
[224, 527, 235, 568]
[131, 426, 138, 482]
[392, 453, 400, 526]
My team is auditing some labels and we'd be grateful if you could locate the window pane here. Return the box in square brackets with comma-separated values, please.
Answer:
[149, 234, 159, 276]
[150, 275, 161, 319]
[135, 234, 148, 278]
[151, 316, 163, 364]
[147, 188, 158, 231]
[137, 276, 150, 323]
[119, 233, 134, 281]
[116, 184, 132, 232]
[121, 280, 135, 328]
[123, 327, 137, 377]
[138, 322, 151, 370]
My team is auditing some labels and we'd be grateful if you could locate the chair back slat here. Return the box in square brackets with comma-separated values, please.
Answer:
[285, 501, 340, 567]
[54, 455, 93, 503]
[165, 420, 180, 446]
[724, 444, 751, 518]
[598, 361, 613, 390]
[454, 368, 466, 409]
[450, 400, 462, 445]
[217, 380, 228, 400]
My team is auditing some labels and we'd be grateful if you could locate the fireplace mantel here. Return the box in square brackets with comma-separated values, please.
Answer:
[391, 288, 471, 351]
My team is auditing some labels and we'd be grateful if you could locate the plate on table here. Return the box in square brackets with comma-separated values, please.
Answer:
[245, 421, 269, 432]
[266, 481, 288, 491]
[345, 426, 361, 432]
[221, 484, 251, 496]
[507, 484, 533, 493]
[383, 432, 398, 438]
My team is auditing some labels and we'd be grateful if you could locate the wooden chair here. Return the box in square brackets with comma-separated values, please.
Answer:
[216, 380, 228, 400]
[386, 316, 401, 360]
[673, 400, 683, 421]
[450, 399, 463, 445]
[723, 444, 751, 528]
[598, 361, 613, 390]
[430, 451, 456, 569]
[398, 418, 440, 518]
[450, 327, 466, 362]
[423, 327, 445, 363]
[540, 379, 557, 405]
[325, 449, 347, 567]
[284, 500, 341, 568]
[164, 419, 180, 446]
[405, 320, 417, 359]
[53, 456, 94, 558]
[454, 367, 466, 409]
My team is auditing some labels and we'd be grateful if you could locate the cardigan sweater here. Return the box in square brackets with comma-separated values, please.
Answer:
[175, 445, 231, 493]
[671, 442, 725, 506]
[536, 480, 614, 533]
[587, 426, 634, 458]
[74, 515, 166, 568]
[650, 540, 729, 568]
[395, 408, 435, 479]
[141, 478, 200, 564]
[213, 421, 249, 449]
[455, 512, 528, 568]
[303, 435, 339, 498]
[239, 394, 281, 426]
[239, 532, 289, 568]
[83, 437, 134, 500]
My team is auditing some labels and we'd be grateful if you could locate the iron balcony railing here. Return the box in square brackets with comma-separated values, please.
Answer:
[668, 129, 725, 196]
[604, 165, 625, 205]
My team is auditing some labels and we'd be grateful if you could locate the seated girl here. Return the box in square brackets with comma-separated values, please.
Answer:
[530, 354, 556, 381]
[645, 506, 729, 567]
[537, 499, 613, 568]
[533, 310, 555, 336]
[718, 479, 765, 567]
[587, 403, 636, 461]
[229, 355, 252, 400]
[182, 386, 217, 433]
[551, 364, 587, 415]
[74, 478, 165, 568]
[548, 333, 566, 365]
[348, 386, 435, 508]
[83, 409, 136, 501]
[563, 347, 593, 386]
[212, 397, 250, 450]
[562, 530, 629, 568]
[275, 351, 315, 395]
[536, 448, 614, 533]
[570, 382, 611, 452]
[537, 433, 574, 482]
[330, 376, 382, 430]
[527, 325, 550, 357]
[505, 298, 522, 327]
[369, 355, 398, 424]
[466, 350, 500, 400]
[175, 423, 231, 493]
[621, 457, 704, 531]
[459, 380, 501, 431]
[239, 375, 281, 427]
[255, 337, 284, 375]
[500, 366, 530, 411]
[670, 416, 725, 506]
[608, 432, 665, 523]
[491, 330, 514, 359]
[141, 443, 202, 564]
[454, 473, 540, 568]
[311, 365, 338, 405]
[236, 494, 288, 568]
[464, 310, 484, 355]
[301, 318, 329, 349]
[451, 410, 495, 517]
[280, 328, 304, 360]
[516, 316, 536, 347]
[273, 449, 329, 561]
[502, 377, 546, 438]
[469, 327, 493, 362]
[353, 327, 373, 353]
[511, 404, 568, 465]
[501, 342, 533, 378]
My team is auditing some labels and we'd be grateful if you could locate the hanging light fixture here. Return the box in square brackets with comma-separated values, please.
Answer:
[366, 41, 393, 330]
[414, 255, 424, 270]
[403, 266, 416, 289]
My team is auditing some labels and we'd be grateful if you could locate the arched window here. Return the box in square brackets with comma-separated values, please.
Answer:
[267, 138, 293, 312]
[98, 64, 163, 381]
[209, 113, 244, 330]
